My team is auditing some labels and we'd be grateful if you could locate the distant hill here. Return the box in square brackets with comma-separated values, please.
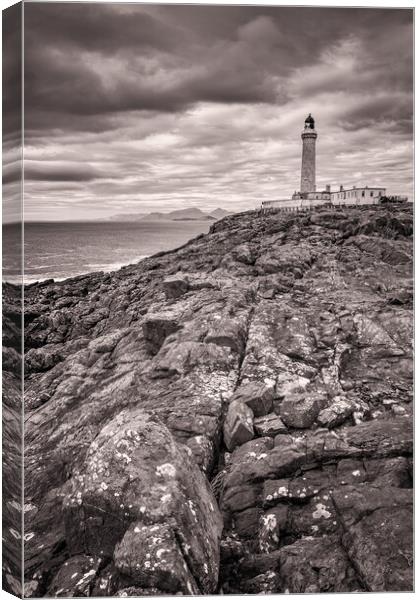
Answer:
[209, 208, 232, 219]
[110, 207, 233, 222]
[142, 208, 214, 221]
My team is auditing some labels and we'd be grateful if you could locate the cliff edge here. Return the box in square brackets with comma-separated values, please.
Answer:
[3, 204, 413, 595]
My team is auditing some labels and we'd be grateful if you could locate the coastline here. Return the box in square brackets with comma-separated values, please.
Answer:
[3, 254, 149, 287]
[3, 219, 214, 288]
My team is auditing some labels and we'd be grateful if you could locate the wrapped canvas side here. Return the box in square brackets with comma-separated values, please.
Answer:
[2, 2, 24, 598]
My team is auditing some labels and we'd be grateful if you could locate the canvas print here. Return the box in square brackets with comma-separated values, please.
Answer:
[2, 2, 414, 597]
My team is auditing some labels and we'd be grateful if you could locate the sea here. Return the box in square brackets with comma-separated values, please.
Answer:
[2, 220, 212, 284]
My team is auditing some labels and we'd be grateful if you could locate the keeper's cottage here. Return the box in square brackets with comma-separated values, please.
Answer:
[262, 114, 406, 213]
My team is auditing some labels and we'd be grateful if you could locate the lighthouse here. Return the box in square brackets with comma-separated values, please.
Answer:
[261, 113, 390, 213]
[300, 113, 317, 194]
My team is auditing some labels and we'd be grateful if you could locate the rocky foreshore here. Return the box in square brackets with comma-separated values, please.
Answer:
[3, 204, 413, 595]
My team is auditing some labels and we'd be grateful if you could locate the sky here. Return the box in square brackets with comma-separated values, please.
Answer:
[3, 2, 414, 222]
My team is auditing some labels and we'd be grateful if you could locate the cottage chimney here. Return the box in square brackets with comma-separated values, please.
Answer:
[339, 185, 344, 192]
[326, 184, 331, 193]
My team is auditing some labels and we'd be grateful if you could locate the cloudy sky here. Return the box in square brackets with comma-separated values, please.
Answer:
[3, 2, 414, 222]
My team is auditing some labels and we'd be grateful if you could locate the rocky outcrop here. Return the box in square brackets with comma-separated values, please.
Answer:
[2, 204, 411, 596]
[63, 409, 222, 594]
[2, 283, 23, 598]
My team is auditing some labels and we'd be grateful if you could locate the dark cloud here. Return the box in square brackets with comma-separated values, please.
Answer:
[339, 94, 413, 134]
[24, 3, 184, 54]
[23, 5, 413, 131]
[3, 160, 109, 184]
[2, 2, 22, 135]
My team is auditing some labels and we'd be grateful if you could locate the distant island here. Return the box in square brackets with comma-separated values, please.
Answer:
[109, 207, 232, 222]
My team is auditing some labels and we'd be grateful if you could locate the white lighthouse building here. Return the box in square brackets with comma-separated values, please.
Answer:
[291, 113, 330, 204]
[300, 114, 317, 194]
[261, 114, 397, 213]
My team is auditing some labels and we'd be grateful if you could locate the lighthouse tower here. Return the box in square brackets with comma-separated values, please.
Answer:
[300, 114, 317, 194]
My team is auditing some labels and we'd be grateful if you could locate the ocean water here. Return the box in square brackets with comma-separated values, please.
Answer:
[2, 220, 211, 284]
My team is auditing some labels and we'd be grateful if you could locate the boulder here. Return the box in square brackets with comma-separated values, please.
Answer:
[364, 456, 411, 488]
[47, 555, 101, 597]
[234, 550, 282, 583]
[223, 400, 254, 451]
[87, 329, 127, 353]
[231, 381, 275, 417]
[255, 243, 313, 276]
[142, 312, 181, 354]
[204, 317, 247, 354]
[185, 434, 214, 475]
[163, 274, 190, 299]
[82, 307, 109, 328]
[317, 395, 355, 428]
[280, 391, 325, 429]
[152, 340, 236, 377]
[263, 469, 333, 508]
[63, 409, 223, 595]
[221, 483, 261, 514]
[187, 273, 218, 291]
[278, 536, 361, 593]
[25, 346, 59, 373]
[231, 436, 274, 463]
[241, 570, 281, 594]
[231, 243, 255, 265]
[263, 478, 291, 505]
[254, 413, 288, 437]
[333, 485, 413, 591]
[233, 506, 262, 538]
[114, 521, 200, 595]
[91, 563, 120, 596]
[343, 416, 413, 458]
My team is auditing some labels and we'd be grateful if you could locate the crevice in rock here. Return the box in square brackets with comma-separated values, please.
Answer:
[235, 299, 258, 389]
[173, 528, 205, 595]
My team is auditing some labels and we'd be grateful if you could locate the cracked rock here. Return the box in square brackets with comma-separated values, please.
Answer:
[223, 399, 255, 451]
[231, 381, 275, 417]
